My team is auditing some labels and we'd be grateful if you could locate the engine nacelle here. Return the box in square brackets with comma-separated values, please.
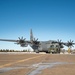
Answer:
[20, 43, 28, 47]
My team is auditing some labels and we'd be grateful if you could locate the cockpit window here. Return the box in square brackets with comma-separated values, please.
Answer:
[50, 45, 54, 48]
[56, 45, 59, 47]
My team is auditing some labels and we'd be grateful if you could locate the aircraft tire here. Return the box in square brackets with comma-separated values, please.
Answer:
[35, 49, 39, 53]
[46, 51, 50, 54]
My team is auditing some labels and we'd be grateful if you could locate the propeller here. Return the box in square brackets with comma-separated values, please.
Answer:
[31, 37, 39, 45]
[67, 39, 75, 47]
[33, 38, 38, 41]
[52, 39, 62, 44]
[57, 39, 62, 42]
[51, 39, 64, 48]
[57, 39, 64, 48]
[16, 36, 26, 45]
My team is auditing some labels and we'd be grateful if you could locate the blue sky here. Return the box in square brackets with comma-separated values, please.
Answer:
[0, 0, 75, 50]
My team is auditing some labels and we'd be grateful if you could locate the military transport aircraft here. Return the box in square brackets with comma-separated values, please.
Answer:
[0, 29, 75, 53]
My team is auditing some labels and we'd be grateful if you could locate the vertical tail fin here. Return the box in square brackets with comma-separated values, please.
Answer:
[30, 29, 33, 41]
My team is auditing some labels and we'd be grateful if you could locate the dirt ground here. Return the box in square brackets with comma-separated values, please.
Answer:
[0, 52, 75, 75]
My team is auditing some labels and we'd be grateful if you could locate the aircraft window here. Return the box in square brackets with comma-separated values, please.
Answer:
[46, 42, 50, 44]
[56, 45, 58, 47]
[50, 45, 54, 48]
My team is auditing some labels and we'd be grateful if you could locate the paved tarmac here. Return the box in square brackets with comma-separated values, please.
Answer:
[0, 52, 75, 75]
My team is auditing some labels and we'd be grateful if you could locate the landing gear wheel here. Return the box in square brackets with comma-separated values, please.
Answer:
[35, 50, 39, 53]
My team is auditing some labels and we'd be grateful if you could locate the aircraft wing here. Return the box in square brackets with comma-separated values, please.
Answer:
[0, 39, 31, 43]
[0, 39, 18, 42]
[0, 38, 32, 47]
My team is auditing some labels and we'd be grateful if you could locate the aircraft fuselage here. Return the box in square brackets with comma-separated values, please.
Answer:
[31, 40, 62, 53]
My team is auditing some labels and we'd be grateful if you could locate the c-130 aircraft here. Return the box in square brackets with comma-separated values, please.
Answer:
[0, 29, 75, 53]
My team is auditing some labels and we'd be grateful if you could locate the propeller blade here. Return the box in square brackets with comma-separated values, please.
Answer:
[70, 39, 71, 42]
[36, 38, 38, 41]
[72, 40, 74, 43]
[72, 45, 74, 47]
[18, 37, 20, 40]
[57, 39, 62, 43]
[34, 38, 35, 41]
[59, 39, 61, 42]
[57, 39, 59, 42]
[68, 41, 69, 43]
[21, 36, 23, 39]
[23, 38, 26, 41]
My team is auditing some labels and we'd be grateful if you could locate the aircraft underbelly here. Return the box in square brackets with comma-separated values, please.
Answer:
[38, 43, 48, 51]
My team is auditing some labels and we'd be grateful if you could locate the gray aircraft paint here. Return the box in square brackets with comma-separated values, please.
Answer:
[0, 29, 74, 53]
